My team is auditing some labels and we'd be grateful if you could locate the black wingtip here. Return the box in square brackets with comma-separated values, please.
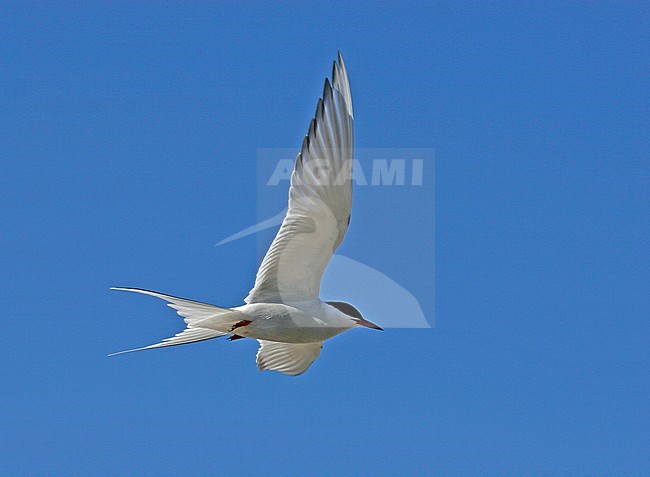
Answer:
[315, 97, 324, 118]
[322, 77, 333, 101]
[323, 77, 332, 95]
[308, 116, 316, 137]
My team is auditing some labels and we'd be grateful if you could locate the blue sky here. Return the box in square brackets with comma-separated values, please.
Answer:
[1, 2, 648, 475]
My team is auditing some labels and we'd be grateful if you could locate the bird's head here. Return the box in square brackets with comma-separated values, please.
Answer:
[326, 301, 383, 331]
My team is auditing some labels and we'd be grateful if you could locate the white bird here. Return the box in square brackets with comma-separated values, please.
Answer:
[111, 52, 382, 376]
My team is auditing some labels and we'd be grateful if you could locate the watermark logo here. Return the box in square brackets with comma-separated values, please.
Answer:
[217, 148, 435, 328]
[267, 158, 424, 186]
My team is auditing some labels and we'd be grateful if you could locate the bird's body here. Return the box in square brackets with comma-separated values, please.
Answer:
[232, 301, 355, 343]
[112, 53, 382, 375]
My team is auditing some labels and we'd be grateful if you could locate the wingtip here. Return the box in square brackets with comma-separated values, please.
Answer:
[337, 51, 347, 71]
[323, 76, 332, 93]
[315, 97, 324, 118]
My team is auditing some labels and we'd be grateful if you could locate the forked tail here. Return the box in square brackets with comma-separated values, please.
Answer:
[109, 287, 246, 356]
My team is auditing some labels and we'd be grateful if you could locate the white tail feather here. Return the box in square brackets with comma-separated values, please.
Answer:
[109, 327, 223, 356]
[110, 287, 246, 356]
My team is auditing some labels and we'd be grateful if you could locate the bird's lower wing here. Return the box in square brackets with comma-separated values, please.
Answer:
[256, 340, 323, 376]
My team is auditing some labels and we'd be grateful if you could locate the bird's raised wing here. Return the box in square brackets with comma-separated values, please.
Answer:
[245, 53, 354, 304]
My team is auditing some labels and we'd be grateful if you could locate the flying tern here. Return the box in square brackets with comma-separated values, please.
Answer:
[111, 53, 382, 375]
